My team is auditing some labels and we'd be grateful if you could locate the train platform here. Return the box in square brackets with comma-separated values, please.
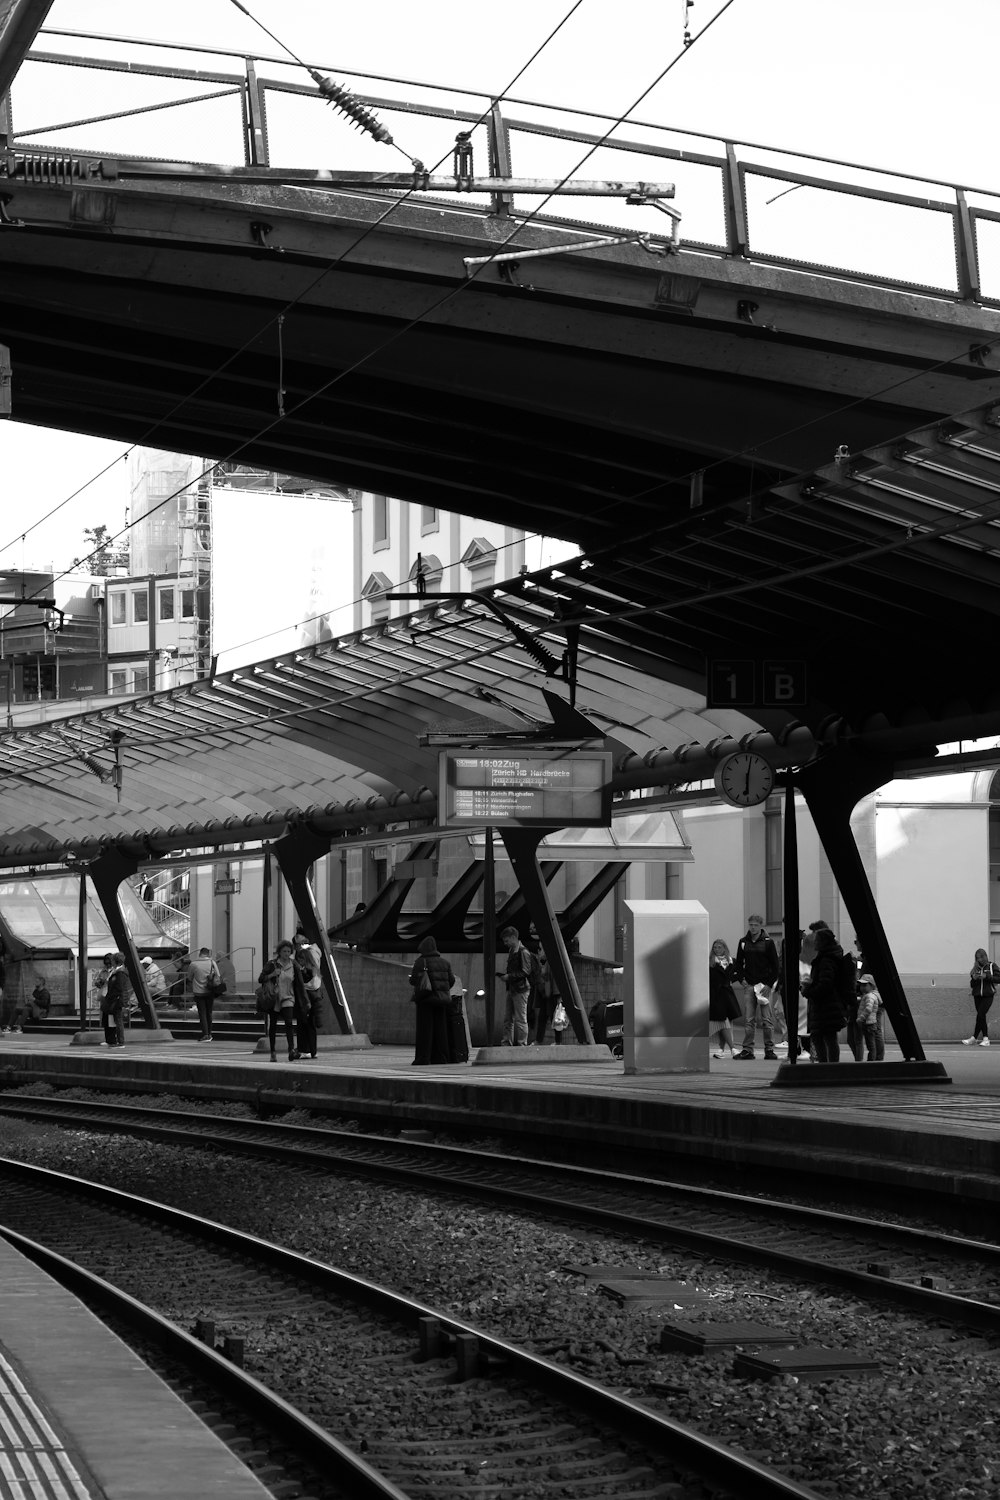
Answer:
[0, 1235, 272, 1500]
[1, 1031, 998, 1209]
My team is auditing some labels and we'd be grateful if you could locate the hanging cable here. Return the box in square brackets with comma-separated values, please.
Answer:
[276, 313, 286, 419]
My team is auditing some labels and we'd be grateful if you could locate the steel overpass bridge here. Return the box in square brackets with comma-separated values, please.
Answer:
[3, 9, 1000, 1061]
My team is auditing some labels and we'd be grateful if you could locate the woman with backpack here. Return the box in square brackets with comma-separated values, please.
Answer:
[965, 948, 999, 1047]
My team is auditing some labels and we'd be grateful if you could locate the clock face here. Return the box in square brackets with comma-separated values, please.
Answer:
[714, 752, 775, 808]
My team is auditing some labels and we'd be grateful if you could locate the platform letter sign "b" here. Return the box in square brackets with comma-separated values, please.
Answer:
[763, 660, 806, 707]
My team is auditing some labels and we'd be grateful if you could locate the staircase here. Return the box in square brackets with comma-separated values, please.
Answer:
[23, 995, 265, 1043]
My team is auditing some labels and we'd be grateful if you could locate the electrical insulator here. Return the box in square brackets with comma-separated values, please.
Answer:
[309, 71, 394, 146]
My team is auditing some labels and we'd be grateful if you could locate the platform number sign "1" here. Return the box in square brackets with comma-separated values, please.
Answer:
[707, 659, 756, 707]
[707, 659, 807, 708]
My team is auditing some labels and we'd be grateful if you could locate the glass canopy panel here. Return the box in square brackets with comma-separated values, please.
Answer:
[0, 877, 176, 949]
[468, 809, 693, 862]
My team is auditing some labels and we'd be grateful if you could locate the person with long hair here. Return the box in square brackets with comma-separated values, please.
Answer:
[965, 948, 999, 1047]
[709, 938, 741, 1059]
[258, 940, 303, 1062]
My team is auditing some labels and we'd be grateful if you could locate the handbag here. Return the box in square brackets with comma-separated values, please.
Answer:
[207, 968, 227, 999]
[416, 965, 433, 995]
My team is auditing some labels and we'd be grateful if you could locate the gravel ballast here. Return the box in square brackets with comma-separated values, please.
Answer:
[0, 1101, 995, 1500]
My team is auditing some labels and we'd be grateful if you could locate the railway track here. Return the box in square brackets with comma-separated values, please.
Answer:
[1, 1091, 998, 1333]
[0, 1158, 824, 1500]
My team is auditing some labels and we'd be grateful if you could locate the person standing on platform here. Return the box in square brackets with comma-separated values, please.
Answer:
[709, 939, 741, 1058]
[841, 937, 864, 1060]
[258, 941, 303, 1062]
[806, 928, 850, 1061]
[499, 925, 532, 1047]
[101, 953, 128, 1048]
[965, 948, 999, 1047]
[732, 914, 780, 1060]
[857, 974, 885, 1060]
[188, 947, 221, 1043]
[293, 932, 323, 1058]
[408, 936, 455, 1065]
[531, 950, 558, 1045]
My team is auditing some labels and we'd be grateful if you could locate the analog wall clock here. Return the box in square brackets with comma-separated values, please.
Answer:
[713, 752, 775, 808]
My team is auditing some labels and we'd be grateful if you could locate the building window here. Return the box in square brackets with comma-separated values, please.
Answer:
[420, 505, 439, 534]
[158, 588, 175, 621]
[181, 589, 196, 619]
[361, 571, 392, 625]
[461, 537, 497, 591]
[990, 795, 1000, 922]
[373, 494, 389, 550]
[764, 798, 783, 924]
[132, 589, 149, 624]
[109, 592, 126, 626]
[110, 670, 127, 694]
[22, 662, 56, 700]
[132, 666, 150, 694]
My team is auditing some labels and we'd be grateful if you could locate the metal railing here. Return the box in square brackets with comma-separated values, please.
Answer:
[2, 28, 997, 306]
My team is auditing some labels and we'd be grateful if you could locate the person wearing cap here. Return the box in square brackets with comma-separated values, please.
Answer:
[856, 973, 884, 1060]
[140, 955, 168, 1003]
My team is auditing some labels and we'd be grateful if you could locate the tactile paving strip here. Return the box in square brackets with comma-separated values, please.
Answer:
[0, 1352, 93, 1500]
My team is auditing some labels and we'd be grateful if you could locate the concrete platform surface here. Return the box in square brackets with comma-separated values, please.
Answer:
[1, 1033, 998, 1204]
[0, 1235, 272, 1500]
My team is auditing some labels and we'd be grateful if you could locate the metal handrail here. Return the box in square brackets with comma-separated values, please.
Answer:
[9, 32, 998, 305]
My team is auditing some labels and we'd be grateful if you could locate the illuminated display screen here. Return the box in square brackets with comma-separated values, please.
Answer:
[439, 749, 612, 828]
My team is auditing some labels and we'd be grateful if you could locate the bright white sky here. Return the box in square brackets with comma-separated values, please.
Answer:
[1, 0, 997, 637]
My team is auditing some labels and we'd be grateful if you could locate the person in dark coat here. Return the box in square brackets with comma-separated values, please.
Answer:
[409, 936, 455, 1065]
[807, 928, 849, 1062]
[732, 914, 780, 1060]
[708, 938, 741, 1058]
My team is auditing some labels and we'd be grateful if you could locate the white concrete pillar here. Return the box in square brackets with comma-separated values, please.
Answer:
[623, 899, 710, 1074]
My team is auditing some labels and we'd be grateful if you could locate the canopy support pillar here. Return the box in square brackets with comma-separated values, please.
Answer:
[272, 828, 354, 1034]
[796, 750, 924, 1061]
[88, 850, 159, 1029]
[500, 829, 595, 1044]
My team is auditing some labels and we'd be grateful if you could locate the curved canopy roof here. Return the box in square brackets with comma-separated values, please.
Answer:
[0, 583, 760, 868]
[4, 395, 1000, 869]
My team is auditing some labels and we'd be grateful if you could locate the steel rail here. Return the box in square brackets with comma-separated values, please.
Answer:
[0, 1155, 825, 1500]
[2, 1095, 998, 1335]
[0, 1218, 412, 1500]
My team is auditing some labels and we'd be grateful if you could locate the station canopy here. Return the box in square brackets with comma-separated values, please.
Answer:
[3, 396, 1000, 868]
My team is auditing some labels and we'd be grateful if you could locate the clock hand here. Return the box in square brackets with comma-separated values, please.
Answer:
[744, 764, 752, 796]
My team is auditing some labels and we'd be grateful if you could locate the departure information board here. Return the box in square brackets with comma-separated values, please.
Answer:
[439, 749, 612, 828]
